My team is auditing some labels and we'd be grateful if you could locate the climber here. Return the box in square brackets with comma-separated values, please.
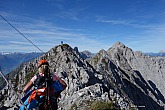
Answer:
[19, 59, 67, 110]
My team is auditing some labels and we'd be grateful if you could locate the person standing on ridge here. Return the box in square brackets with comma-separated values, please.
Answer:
[20, 59, 67, 110]
[61, 41, 63, 45]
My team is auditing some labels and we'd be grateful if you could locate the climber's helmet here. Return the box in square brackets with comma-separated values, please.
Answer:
[38, 59, 49, 68]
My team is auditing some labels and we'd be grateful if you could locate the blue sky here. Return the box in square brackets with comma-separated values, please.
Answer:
[0, 0, 165, 53]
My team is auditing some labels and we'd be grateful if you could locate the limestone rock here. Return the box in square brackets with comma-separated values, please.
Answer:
[0, 43, 164, 110]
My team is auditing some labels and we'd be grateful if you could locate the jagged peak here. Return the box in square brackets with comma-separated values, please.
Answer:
[112, 41, 127, 49]
[95, 49, 108, 57]
[98, 49, 106, 53]
[107, 41, 133, 54]
[48, 44, 73, 53]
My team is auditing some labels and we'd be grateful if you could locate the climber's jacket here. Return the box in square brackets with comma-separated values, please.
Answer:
[28, 73, 64, 103]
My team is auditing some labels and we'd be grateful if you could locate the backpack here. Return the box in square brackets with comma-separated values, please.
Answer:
[33, 73, 46, 88]
[33, 73, 64, 92]
[28, 73, 63, 110]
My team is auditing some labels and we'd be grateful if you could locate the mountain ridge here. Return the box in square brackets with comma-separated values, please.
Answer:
[0, 45, 164, 75]
[0, 42, 165, 110]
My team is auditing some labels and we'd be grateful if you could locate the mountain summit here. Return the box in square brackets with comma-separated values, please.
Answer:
[107, 41, 165, 97]
[0, 43, 165, 110]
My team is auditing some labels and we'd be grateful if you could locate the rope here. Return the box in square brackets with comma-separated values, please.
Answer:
[0, 67, 28, 110]
[0, 14, 44, 53]
[0, 14, 46, 109]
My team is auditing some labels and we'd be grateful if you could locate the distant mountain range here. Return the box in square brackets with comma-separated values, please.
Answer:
[144, 51, 165, 57]
[0, 52, 43, 75]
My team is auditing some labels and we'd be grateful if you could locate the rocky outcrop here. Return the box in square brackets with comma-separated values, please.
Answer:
[80, 50, 94, 59]
[0, 43, 164, 110]
[88, 42, 165, 109]
[107, 42, 165, 98]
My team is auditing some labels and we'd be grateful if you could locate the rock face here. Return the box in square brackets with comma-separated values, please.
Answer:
[88, 42, 165, 109]
[107, 42, 165, 97]
[0, 43, 165, 110]
[80, 50, 94, 59]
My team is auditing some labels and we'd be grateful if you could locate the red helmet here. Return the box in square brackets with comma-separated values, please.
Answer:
[38, 59, 49, 68]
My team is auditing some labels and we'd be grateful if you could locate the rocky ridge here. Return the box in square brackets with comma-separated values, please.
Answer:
[0, 43, 165, 110]
[107, 42, 165, 97]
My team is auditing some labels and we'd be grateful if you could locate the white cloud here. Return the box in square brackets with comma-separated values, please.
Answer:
[96, 16, 152, 29]
[1, 9, 165, 53]
[0, 12, 101, 52]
